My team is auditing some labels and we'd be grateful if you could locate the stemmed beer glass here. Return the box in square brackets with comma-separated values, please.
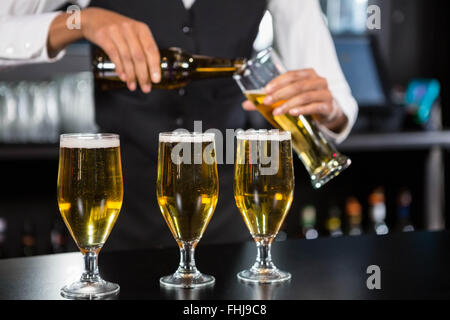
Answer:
[156, 132, 218, 288]
[234, 129, 295, 283]
[57, 133, 123, 299]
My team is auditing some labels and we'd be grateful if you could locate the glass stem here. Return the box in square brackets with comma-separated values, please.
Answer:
[177, 242, 198, 275]
[253, 238, 276, 271]
[81, 251, 101, 283]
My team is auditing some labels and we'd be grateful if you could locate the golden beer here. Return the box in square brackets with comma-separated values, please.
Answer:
[234, 48, 351, 189]
[245, 90, 340, 180]
[57, 136, 123, 254]
[156, 135, 218, 246]
[234, 131, 294, 241]
[93, 47, 246, 90]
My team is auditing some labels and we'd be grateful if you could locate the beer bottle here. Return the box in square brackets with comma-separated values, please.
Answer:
[21, 219, 37, 257]
[275, 223, 288, 242]
[300, 205, 318, 240]
[50, 219, 68, 254]
[368, 187, 389, 235]
[345, 197, 363, 236]
[0, 217, 7, 259]
[396, 189, 414, 232]
[326, 205, 343, 237]
[93, 47, 246, 90]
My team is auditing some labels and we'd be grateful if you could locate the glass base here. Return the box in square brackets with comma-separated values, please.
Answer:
[237, 268, 291, 284]
[310, 155, 351, 189]
[160, 272, 215, 289]
[61, 280, 120, 300]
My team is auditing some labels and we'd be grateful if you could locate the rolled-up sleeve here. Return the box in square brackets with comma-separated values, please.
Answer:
[0, 11, 66, 67]
[269, 0, 358, 143]
[0, 0, 91, 68]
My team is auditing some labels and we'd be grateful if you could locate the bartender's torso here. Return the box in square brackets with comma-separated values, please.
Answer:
[90, 0, 267, 250]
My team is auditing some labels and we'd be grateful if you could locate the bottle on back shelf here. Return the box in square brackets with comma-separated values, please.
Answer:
[345, 197, 363, 236]
[396, 189, 415, 232]
[50, 219, 68, 253]
[300, 205, 319, 240]
[275, 227, 288, 242]
[21, 219, 37, 257]
[325, 205, 343, 237]
[0, 217, 7, 259]
[368, 187, 389, 235]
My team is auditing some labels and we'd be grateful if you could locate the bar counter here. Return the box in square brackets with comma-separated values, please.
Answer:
[0, 231, 449, 300]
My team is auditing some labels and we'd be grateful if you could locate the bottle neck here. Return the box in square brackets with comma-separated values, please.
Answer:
[191, 55, 246, 79]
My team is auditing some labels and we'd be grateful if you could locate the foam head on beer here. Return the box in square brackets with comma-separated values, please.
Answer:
[60, 133, 120, 149]
[235, 129, 291, 176]
[159, 132, 216, 165]
[158, 131, 215, 143]
[236, 129, 291, 141]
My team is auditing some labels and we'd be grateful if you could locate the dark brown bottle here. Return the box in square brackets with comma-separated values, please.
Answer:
[93, 47, 246, 90]
[345, 197, 363, 236]
[21, 219, 37, 257]
[0, 216, 7, 259]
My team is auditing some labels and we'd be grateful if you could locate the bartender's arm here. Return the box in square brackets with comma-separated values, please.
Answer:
[243, 0, 358, 141]
[0, 0, 160, 93]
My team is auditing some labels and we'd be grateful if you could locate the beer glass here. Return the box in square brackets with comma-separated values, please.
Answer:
[234, 48, 351, 189]
[157, 132, 218, 288]
[57, 133, 123, 299]
[234, 129, 294, 283]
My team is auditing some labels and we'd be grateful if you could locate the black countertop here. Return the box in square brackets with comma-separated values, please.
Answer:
[0, 231, 449, 300]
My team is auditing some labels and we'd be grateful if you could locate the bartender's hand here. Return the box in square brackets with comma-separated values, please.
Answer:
[48, 7, 161, 93]
[242, 69, 348, 133]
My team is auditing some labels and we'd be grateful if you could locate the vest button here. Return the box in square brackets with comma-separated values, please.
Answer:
[178, 88, 186, 96]
[182, 25, 192, 35]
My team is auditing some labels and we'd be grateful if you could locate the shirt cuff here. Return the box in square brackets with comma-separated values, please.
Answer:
[0, 11, 66, 65]
[317, 99, 356, 144]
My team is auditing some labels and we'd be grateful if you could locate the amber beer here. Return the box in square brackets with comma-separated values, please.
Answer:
[156, 133, 218, 245]
[245, 90, 334, 170]
[57, 135, 123, 254]
[93, 47, 246, 90]
[234, 48, 351, 189]
[244, 89, 350, 188]
[234, 131, 294, 241]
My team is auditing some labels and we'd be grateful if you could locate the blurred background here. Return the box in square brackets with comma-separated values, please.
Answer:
[0, 0, 449, 258]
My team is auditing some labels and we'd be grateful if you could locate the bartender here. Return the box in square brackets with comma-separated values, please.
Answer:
[0, 0, 358, 250]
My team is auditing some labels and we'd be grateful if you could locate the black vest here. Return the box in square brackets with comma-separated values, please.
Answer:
[90, 0, 267, 250]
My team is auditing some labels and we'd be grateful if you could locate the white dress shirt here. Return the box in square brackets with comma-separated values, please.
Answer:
[0, 0, 358, 142]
